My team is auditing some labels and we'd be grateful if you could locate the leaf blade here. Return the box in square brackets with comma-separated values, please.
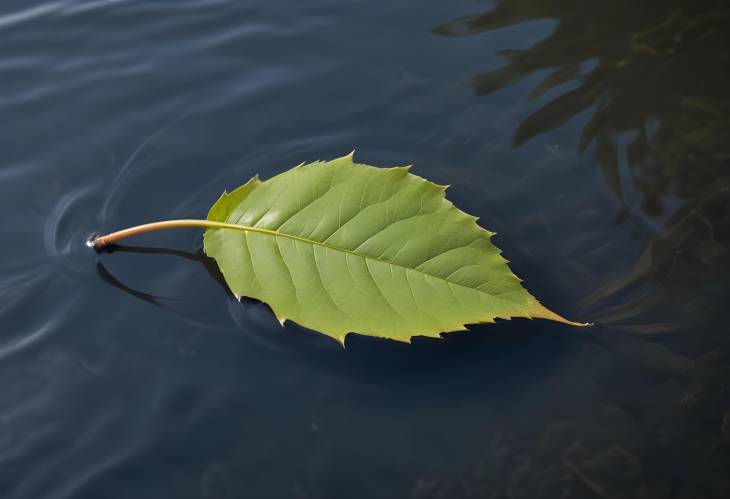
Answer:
[203, 154, 585, 342]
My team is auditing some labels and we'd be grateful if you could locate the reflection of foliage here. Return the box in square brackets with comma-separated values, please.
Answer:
[435, 0, 730, 323]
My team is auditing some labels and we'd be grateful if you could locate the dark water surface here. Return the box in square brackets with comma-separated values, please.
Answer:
[2, 1, 729, 498]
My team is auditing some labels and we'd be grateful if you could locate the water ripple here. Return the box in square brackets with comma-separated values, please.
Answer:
[43, 181, 104, 277]
[0, 266, 51, 318]
[0, 2, 64, 30]
[100, 114, 187, 220]
[0, 299, 76, 361]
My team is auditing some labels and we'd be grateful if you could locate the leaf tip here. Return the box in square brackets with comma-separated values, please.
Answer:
[564, 320, 593, 328]
[534, 305, 592, 328]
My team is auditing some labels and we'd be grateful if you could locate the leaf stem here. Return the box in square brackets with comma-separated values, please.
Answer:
[90, 219, 253, 249]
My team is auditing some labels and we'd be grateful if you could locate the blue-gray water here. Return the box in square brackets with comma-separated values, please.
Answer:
[1, 1, 729, 498]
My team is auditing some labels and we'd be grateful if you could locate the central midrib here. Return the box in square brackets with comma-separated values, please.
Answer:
[205, 219, 521, 306]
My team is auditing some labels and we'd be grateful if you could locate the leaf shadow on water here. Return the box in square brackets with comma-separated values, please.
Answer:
[336, 322, 588, 394]
[95, 244, 588, 396]
[94, 243, 232, 334]
[434, 0, 730, 329]
[96, 243, 229, 291]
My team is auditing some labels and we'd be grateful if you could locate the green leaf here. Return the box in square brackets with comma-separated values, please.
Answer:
[203, 153, 586, 344]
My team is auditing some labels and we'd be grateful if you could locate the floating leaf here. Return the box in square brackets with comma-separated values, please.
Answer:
[91, 154, 588, 343]
[200, 153, 587, 343]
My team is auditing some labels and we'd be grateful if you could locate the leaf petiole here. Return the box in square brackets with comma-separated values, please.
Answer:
[90, 219, 256, 249]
